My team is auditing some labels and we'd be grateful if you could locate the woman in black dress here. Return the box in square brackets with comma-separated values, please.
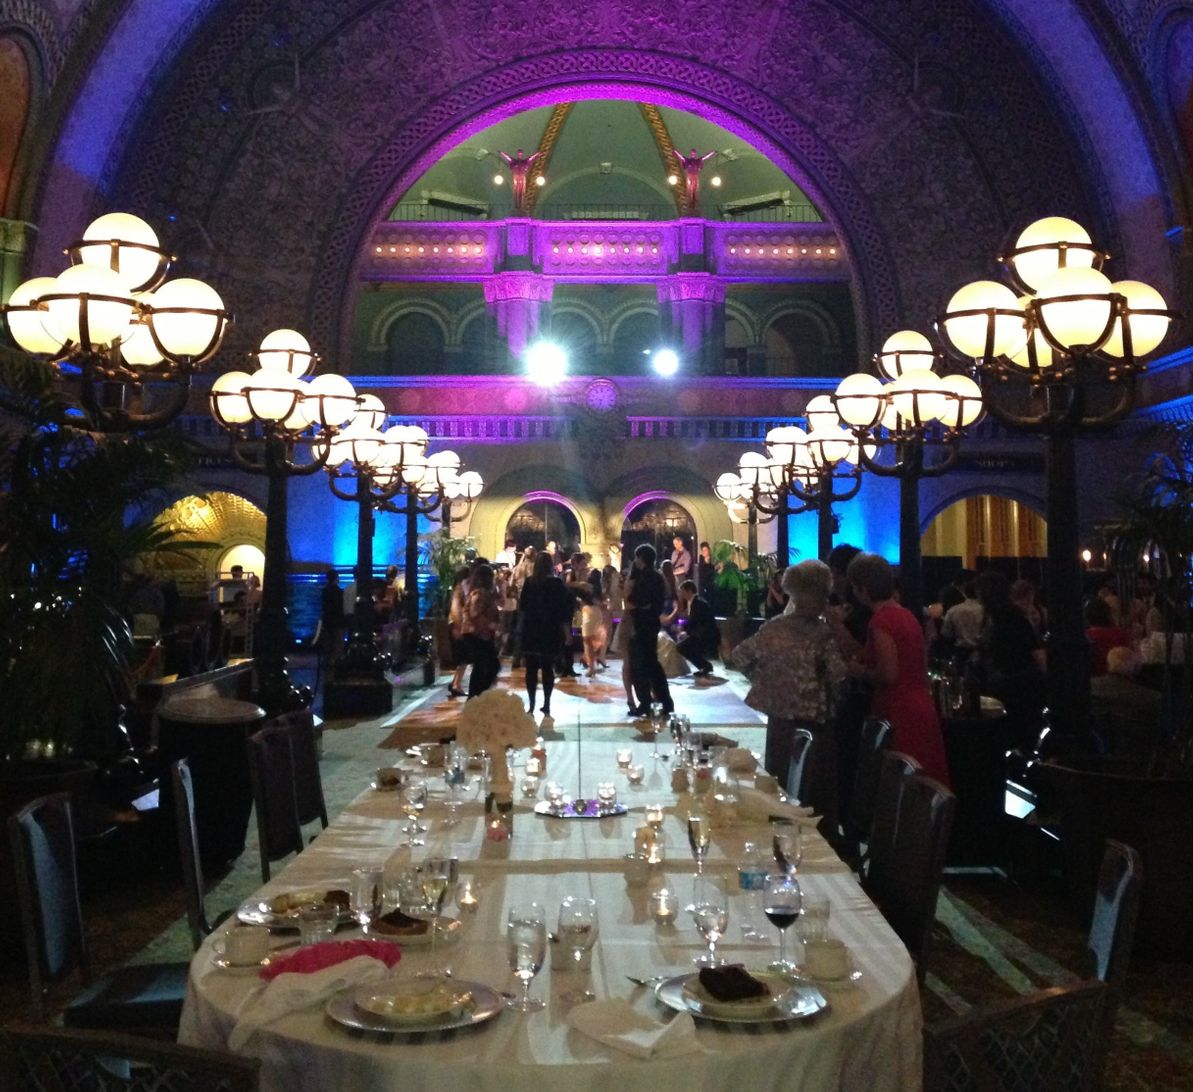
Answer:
[518, 552, 573, 717]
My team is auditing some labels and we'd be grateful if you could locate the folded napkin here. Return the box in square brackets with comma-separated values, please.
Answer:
[229, 953, 392, 1050]
[566, 998, 699, 1059]
[260, 938, 401, 981]
[736, 786, 817, 825]
[724, 747, 757, 774]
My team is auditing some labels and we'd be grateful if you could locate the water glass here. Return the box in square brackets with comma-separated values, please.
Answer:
[596, 781, 618, 813]
[402, 777, 428, 846]
[690, 882, 729, 966]
[796, 894, 830, 945]
[557, 896, 599, 1002]
[297, 902, 337, 946]
[351, 864, 385, 931]
[506, 904, 548, 1012]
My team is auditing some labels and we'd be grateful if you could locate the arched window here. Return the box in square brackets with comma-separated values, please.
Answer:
[505, 500, 581, 554]
[621, 499, 696, 568]
[459, 311, 502, 373]
[549, 310, 599, 374]
[763, 309, 841, 377]
[0, 35, 33, 215]
[385, 311, 446, 373]
[609, 311, 658, 374]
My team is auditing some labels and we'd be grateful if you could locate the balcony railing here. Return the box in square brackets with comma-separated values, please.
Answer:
[386, 201, 824, 223]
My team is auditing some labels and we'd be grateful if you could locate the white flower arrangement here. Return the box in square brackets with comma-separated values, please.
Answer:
[455, 688, 538, 756]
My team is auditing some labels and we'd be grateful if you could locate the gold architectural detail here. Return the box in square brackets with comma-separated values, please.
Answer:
[639, 102, 684, 215]
[524, 102, 573, 214]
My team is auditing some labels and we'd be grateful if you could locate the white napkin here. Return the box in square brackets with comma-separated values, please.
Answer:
[724, 747, 758, 774]
[736, 787, 817, 825]
[228, 955, 390, 1050]
[566, 998, 699, 1058]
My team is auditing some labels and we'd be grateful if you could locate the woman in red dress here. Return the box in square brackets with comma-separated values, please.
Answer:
[846, 553, 951, 787]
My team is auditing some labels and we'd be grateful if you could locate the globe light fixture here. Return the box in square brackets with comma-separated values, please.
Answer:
[876, 329, 938, 380]
[256, 327, 317, 377]
[651, 347, 681, 377]
[937, 216, 1176, 745]
[4, 210, 230, 431]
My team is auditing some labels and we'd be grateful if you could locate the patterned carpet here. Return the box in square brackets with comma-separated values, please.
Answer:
[2, 657, 1190, 1087]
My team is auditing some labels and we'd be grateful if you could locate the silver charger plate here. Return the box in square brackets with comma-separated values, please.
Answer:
[325, 980, 504, 1036]
[236, 895, 354, 931]
[654, 973, 828, 1025]
[534, 800, 628, 820]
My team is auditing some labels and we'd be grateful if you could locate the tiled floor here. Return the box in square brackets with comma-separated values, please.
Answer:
[3, 660, 1190, 1088]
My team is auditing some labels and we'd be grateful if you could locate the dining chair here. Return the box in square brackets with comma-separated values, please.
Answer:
[278, 710, 329, 832]
[854, 750, 921, 877]
[171, 759, 234, 951]
[1086, 839, 1142, 988]
[784, 729, 815, 803]
[246, 722, 305, 883]
[7, 794, 189, 1031]
[922, 978, 1111, 1092]
[864, 771, 956, 982]
[843, 716, 892, 843]
[0, 1021, 260, 1091]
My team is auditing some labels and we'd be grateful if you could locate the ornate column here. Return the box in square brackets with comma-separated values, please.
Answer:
[483, 272, 553, 360]
[0, 218, 29, 305]
[657, 273, 725, 374]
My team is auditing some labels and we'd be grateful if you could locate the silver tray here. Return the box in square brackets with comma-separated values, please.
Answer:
[534, 800, 628, 820]
[325, 980, 504, 1036]
[236, 894, 354, 931]
[654, 973, 828, 1025]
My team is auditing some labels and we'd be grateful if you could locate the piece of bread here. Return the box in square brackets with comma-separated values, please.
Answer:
[698, 965, 770, 1002]
[323, 889, 351, 911]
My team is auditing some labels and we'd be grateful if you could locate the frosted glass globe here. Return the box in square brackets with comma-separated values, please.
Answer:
[328, 425, 384, 468]
[148, 278, 226, 359]
[877, 329, 935, 379]
[210, 370, 252, 425]
[1102, 280, 1170, 358]
[888, 368, 946, 424]
[941, 280, 1025, 359]
[806, 426, 854, 466]
[715, 472, 742, 502]
[5, 277, 63, 354]
[353, 393, 387, 431]
[299, 373, 358, 428]
[243, 368, 301, 422]
[257, 328, 314, 377]
[425, 450, 462, 488]
[1033, 266, 1114, 351]
[400, 452, 427, 486]
[456, 470, 483, 499]
[118, 292, 165, 366]
[737, 450, 769, 487]
[937, 373, 985, 429]
[834, 372, 885, 428]
[43, 263, 135, 349]
[1010, 216, 1094, 292]
[766, 424, 806, 468]
[79, 212, 163, 292]
[804, 394, 839, 432]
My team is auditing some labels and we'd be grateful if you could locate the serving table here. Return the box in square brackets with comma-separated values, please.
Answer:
[179, 734, 920, 1090]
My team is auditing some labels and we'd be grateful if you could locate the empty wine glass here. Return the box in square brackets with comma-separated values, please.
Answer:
[648, 702, 667, 760]
[691, 884, 729, 967]
[764, 871, 803, 973]
[506, 904, 548, 1012]
[402, 777, 428, 847]
[444, 748, 468, 825]
[420, 857, 455, 978]
[351, 864, 385, 933]
[557, 895, 598, 1002]
[771, 818, 802, 875]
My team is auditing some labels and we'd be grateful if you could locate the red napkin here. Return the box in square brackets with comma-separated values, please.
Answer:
[260, 939, 402, 980]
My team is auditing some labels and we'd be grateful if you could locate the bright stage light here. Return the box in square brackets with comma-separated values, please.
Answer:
[524, 340, 568, 385]
[651, 347, 680, 377]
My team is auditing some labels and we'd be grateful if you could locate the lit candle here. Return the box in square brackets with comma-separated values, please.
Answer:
[525, 755, 542, 777]
[457, 879, 479, 910]
[651, 888, 678, 924]
[644, 803, 665, 829]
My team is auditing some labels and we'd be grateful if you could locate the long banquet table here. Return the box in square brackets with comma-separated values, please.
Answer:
[179, 735, 921, 1090]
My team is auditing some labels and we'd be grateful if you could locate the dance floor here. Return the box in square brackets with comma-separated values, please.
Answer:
[2, 661, 1187, 1088]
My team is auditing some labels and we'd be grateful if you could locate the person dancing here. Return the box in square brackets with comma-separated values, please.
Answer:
[624, 544, 673, 717]
[518, 551, 572, 719]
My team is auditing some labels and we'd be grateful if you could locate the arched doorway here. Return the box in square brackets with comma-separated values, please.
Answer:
[621, 498, 697, 567]
[149, 491, 267, 596]
[505, 498, 582, 555]
[921, 494, 1047, 592]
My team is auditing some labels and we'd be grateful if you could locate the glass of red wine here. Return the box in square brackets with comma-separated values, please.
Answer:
[763, 871, 802, 973]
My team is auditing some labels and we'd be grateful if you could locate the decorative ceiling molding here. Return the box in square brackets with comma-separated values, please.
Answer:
[524, 101, 571, 214]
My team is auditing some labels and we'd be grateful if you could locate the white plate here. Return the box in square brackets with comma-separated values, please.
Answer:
[655, 972, 828, 1024]
[353, 982, 474, 1026]
[326, 980, 504, 1036]
[680, 971, 795, 1018]
[237, 890, 352, 929]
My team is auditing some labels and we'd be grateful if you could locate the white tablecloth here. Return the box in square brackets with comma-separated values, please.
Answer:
[179, 738, 921, 1091]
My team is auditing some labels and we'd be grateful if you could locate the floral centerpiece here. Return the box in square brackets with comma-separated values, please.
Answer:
[455, 689, 538, 801]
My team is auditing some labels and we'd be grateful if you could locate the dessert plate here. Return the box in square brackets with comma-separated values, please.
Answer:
[655, 973, 827, 1024]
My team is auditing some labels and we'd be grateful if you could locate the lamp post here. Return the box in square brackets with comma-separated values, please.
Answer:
[5, 212, 230, 431]
[937, 215, 1174, 742]
[210, 330, 358, 713]
[832, 332, 985, 618]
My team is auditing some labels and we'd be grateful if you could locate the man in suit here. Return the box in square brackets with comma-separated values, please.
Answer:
[670, 535, 693, 582]
[624, 544, 673, 716]
[675, 580, 719, 676]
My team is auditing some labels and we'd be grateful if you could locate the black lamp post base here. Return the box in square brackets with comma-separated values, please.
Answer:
[323, 677, 394, 718]
[254, 670, 313, 717]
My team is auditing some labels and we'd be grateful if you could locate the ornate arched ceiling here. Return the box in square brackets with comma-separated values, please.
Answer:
[18, 0, 1187, 364]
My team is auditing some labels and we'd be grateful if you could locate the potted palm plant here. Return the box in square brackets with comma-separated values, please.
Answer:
[1041, 420, 1193, 958]
[420, 530, 474, 668]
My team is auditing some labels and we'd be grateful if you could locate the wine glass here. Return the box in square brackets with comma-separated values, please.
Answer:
[687, 813, 711, 879]
[350, 864, 385, 933]
[691, 886, 729, 967]
[420, 857, 455, 978]
[557, 896, 599, 1002]
[402, 777, 428, 847]
[764, 871, 803, 973]
[444, 748, 468, 825]
[771, 818, 802, 875]
[648, 702, 667, 760]
[506, 904, 548, 1011]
